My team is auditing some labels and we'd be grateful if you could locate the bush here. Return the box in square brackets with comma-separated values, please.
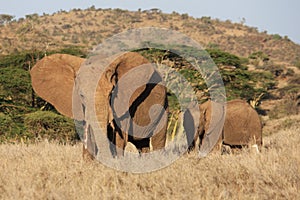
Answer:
[0, 113, 14, 135]
[0, 112, 23, 142]
[0, 47, 86, 69]
[136, 48, 275, 103]
[206, 48, 242, 68]
[24, 111, 78, 144]
[0, 67, 32, 106]
[249, 51, 269, 62]
[272, 34, 282, 40]
[54, 46, 87, 58]
[220, 69, 275, 101]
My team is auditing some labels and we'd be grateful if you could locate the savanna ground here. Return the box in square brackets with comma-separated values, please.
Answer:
[0, 115, 299, 200]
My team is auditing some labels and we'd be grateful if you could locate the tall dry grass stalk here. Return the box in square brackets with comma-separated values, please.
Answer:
[0, 121, 299, 199]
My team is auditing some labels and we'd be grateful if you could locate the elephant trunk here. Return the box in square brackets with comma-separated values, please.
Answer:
[198, 101, 226, 157]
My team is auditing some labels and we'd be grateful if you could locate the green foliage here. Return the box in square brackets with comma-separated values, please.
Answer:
[24, 111, 78, 144]
[0, 113, 13, 135]
[136, 47, 170, 62]
[25, 13, 39, 20]
[0, 113, 17, 135]
[135, 42, 210, 65]
[272, 34, 282, 40]
[239, 57, 249, 65]
[207, 43, 219, 49]
[0, 67, 32, 106]
[54, 46, 87, 58]
[249, 51, 269, 62]
[201, 16, 212, 24]
[0, 50, 43, 69]
[0, 46, 86, 106]
[206, 48, 242, 68]
[0, 14, 15, 25]
[0, 46, 86, 69]
[206, 49, 275, 101]
[251, 71, 276, 90]
[221, 69, 275, 101]
[178, 68, 203, 87]
[137, 48, 275, 103]
[0, 112, 24, 143]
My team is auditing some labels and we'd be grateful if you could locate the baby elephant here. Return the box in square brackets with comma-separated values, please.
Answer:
[184, 99, 262, 154]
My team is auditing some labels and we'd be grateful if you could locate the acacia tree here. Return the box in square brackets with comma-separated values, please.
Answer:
[0, 14, 14, 25]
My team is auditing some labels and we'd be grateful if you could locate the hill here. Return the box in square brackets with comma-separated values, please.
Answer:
[1, 7, 300, 66]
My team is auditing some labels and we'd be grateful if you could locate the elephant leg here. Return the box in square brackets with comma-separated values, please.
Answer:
[107, 122, 116, 156]
[188, 129, 200, 152]
[198, 130, 223, 154]
[183, 108, 199, 152]
[82, 123, 98, 160]
[107, 121, 125, 157]
[114, 128, 126, 157]
[128, 135, 150, 154]
[82, 145, 94, 160]
[151, 126, 167, 151]
[188, 141, 196, 152]
[186, 129, 197, 152]
[221, 144, 232, 155]
[137, 138, 150, 154]
[212, 136, 223, 153]
[207, 131, 223, 154]
[140, 146, 150, 153]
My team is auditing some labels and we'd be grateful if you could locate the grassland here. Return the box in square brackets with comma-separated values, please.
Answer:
[0, 115, 299, 200]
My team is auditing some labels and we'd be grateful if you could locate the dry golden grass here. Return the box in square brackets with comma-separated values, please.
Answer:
[0, 118, 299, 200]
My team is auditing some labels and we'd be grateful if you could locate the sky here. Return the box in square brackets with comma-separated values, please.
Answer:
[1, 0, 300, 44]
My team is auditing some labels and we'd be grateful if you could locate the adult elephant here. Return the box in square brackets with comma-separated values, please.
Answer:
[30, 52, 168, 159]
[184, 99, 262, 154]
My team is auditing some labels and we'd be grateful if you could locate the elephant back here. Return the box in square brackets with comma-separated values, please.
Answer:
[223, 100, 262, 146]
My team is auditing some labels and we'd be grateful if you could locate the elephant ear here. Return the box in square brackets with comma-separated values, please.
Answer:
[30, 54, 85, 118]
